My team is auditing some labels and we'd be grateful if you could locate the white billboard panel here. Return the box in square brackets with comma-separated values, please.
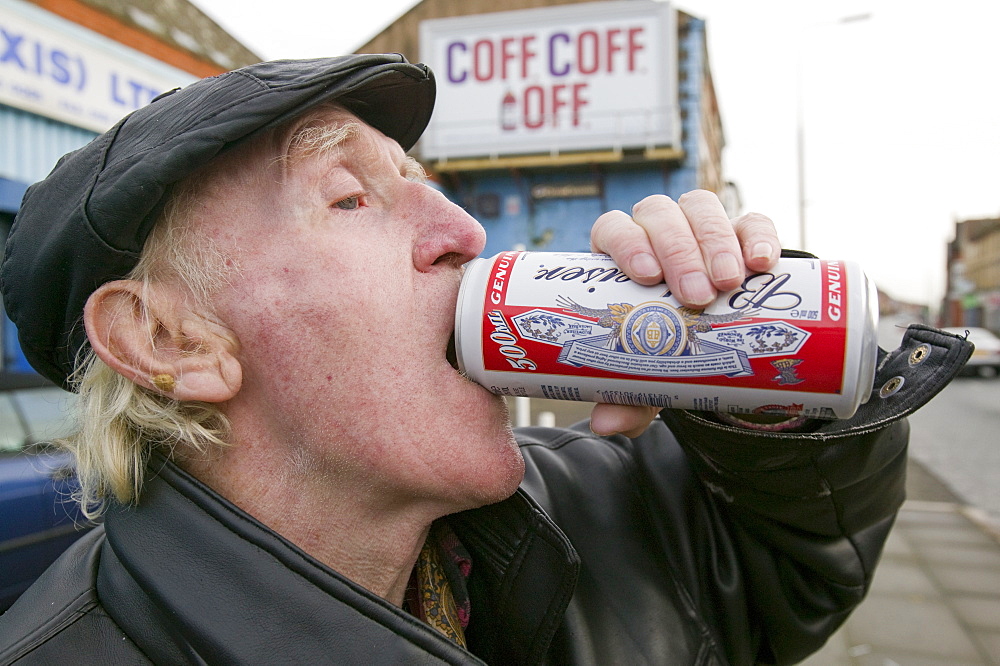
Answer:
[0, 0, 197, 132]
[419, 1, 678, 160]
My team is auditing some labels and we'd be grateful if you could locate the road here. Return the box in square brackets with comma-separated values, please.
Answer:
[907, 374, 1000, 521]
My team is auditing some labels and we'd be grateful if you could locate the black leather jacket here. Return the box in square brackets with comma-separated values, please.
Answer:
[0, 326, 972, 665]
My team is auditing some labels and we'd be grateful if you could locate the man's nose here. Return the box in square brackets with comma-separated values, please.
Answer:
[410, 183, 487, 271]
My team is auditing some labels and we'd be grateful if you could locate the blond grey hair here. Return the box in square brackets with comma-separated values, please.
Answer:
[67, 187, 235, 520]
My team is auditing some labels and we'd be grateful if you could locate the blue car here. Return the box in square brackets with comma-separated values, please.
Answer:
[0, 382, 92, 612]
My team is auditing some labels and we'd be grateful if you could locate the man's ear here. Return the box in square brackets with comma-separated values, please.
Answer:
[83, 280, 242, 402]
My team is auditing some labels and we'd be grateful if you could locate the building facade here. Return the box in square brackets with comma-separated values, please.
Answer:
[0, 0, 258, 378]
[357, 0, 733, 258]
[942, 216, 1000, 332]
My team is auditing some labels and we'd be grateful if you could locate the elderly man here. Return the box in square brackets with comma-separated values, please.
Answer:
[0, 55, 970, 665]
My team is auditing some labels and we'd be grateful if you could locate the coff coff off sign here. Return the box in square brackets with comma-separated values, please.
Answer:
[445, 27, 645, 130]
[420, 1, 679, 160]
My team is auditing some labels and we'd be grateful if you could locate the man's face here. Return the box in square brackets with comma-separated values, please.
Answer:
[192, 107, 523, 514]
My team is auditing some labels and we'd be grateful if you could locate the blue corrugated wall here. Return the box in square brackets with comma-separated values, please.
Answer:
[0, 105, 97, 190]
[0, 104, 97, 376]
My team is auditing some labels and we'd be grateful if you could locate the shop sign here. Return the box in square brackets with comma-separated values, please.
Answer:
[0, 0, 195, 132]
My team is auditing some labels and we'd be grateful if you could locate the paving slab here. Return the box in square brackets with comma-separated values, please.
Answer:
[867, 558, 940, 597]
[902, 522, 1000, 548]
[844, 594, 983, 661]
[977, 631, 1000, 662]
[952, 597, 1000, 630]
[854, 651, 982, 666]
[918, 543, 1000, 568]
[934, 566, 1000, 596]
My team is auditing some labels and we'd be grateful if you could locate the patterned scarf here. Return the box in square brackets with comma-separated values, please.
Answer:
[404, 521, 473, 647]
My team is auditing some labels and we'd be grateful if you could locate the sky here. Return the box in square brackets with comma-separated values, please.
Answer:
[191, 0, 1000, 309]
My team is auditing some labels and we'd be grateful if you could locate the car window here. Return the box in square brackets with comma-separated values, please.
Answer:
[0, 395, 26, 452]
[0, 387, 77, 453]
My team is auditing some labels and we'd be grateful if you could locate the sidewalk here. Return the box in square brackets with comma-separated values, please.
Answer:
[511, 398, 1000, 665]
[801, 459, 1000, 666]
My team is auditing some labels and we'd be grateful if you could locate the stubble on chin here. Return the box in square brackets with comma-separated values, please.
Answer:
[480, 409, 526, 506]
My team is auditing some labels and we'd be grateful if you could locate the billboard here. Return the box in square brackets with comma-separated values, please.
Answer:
[0, 0, 196, 132]
[419, 1, 679, 161]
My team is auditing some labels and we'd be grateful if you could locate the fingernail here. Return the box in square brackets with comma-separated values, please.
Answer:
[679, 272, 714, 306]
[751, 242, 773, 261]
[629, 252, 660, 279]
[711, 252, 742, 282]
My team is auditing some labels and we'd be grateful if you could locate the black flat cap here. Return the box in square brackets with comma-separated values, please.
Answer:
[1, 54, 435, 389]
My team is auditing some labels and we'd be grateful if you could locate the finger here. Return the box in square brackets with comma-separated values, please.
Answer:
[629, 194, 719, 307]
[733, 212, 781, 273]
[590, 209, 664, 284]
[590, 403, 659, 438]
[675, 190, 746, 293]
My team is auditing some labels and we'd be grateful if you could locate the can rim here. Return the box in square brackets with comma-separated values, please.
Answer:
[857, 270, 880, 406]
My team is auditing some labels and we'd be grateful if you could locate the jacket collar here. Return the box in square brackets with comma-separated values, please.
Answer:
[452, 487, 580, 663]
[98, 455, 577, 664]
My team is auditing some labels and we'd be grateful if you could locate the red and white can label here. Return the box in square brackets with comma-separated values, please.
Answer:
[456, 252, 878, 419]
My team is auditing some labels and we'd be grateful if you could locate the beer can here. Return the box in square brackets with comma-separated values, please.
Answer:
[455, 251, 879, 419]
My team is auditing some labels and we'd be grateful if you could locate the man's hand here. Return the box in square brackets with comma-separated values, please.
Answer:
[587, 190, 781, 437]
